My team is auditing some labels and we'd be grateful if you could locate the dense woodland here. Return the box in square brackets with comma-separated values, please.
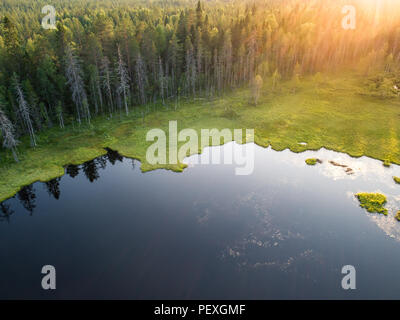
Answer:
[0, 0, 400, 161]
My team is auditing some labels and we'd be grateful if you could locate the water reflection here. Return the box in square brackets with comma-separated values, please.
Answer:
[67, 148, 124, 184]
[106, 148, 123, 164]
[17, 185, 36, 215]
[0, 202, 14, 223]
[1, 143, 400, 299]
[82, 160, 100, 182]
[276, 147, 400, 241]
[3, 145, 400, 229]
[45, 178, 61, 200]
[3, 148, 127, 218]
[66, 164, 79, 178]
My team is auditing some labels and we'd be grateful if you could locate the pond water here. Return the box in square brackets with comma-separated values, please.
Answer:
[1, 143, 400, 299]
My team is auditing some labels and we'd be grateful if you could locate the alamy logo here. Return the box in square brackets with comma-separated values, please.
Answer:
[341, 265, 356, 290]
[146, 121, 255, 175]
[41, 265, 56, 290]
[341, 5, 356, 30]
[41, 5, 56, 30]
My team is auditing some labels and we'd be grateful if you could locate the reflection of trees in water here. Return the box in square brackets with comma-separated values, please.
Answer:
[96, 156, 107, 170]
[0, 202, 14, 223]
[66, 164, 79, 178]
[105, 148, 123, 165]
[1, 149, 127, 221]
[45, 178, 61, 199]
[66, 149, 124, 184]
[82, 160, 100, 182]
[17, 185, 36, 215]
[82, 149, 124, 183]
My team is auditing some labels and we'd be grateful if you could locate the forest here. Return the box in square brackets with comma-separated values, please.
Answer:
[0, 0, 399, 162]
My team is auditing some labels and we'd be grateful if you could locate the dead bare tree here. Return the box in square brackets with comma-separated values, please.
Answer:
[0, 107, 19, 162]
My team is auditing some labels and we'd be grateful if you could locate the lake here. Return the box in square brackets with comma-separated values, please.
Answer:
[1, 142, 400, 299]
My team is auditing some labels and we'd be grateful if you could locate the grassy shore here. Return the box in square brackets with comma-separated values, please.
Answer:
[1, 73, 400, 202]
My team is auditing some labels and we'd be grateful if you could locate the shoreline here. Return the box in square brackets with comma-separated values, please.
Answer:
[1, 75, 400, 202]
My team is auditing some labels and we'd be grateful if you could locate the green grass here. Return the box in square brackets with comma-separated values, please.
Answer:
[1, 72, 400, 202]
[305, 158, 323, 165]
[355, 193, 388, 215]
[393, 176, 400, 184]
[305, 158, 318, 165]
[383, 159, 392, 167]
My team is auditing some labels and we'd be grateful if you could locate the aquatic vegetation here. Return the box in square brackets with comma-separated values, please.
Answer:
[383, 160, 391, 167]
[344, 168, 354, 175]
[329, 161, 347, 168]
[329, 161, 354, 175]
[393, 177, 400, 184]
[396, 211, 400, 221]
[305, 158, 317, 165]
[355, 193, 388, 215]
[305, 158, 321, 165]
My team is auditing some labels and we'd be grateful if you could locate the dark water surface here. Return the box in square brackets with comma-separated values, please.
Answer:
[1, 143, 400, 299]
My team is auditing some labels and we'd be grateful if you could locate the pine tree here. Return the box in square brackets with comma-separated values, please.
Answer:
[135, 53, 148, 105]
[2, 16, 20, 64]
[168, 34, 179, 95]
[222, 30, 233, 89]
[196, 0, 203, 28]
[158, 56, 166, 105]
[88, 64, 103, 115]
[185, 37, 196, 96]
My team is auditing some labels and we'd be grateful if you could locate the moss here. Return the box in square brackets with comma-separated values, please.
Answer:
[393, 176, 400, 184]
[305, 158, 322, 165]
[383, 159, 391, 167]
[305, 158, 317, 165]
[355, 193, 388, 215]
[395, 211, 400, 221]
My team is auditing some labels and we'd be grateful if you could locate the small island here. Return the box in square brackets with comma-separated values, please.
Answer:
[305, 158, 322, 166]
[355, 193, 388, 215]
[383, 160, 391, 167]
